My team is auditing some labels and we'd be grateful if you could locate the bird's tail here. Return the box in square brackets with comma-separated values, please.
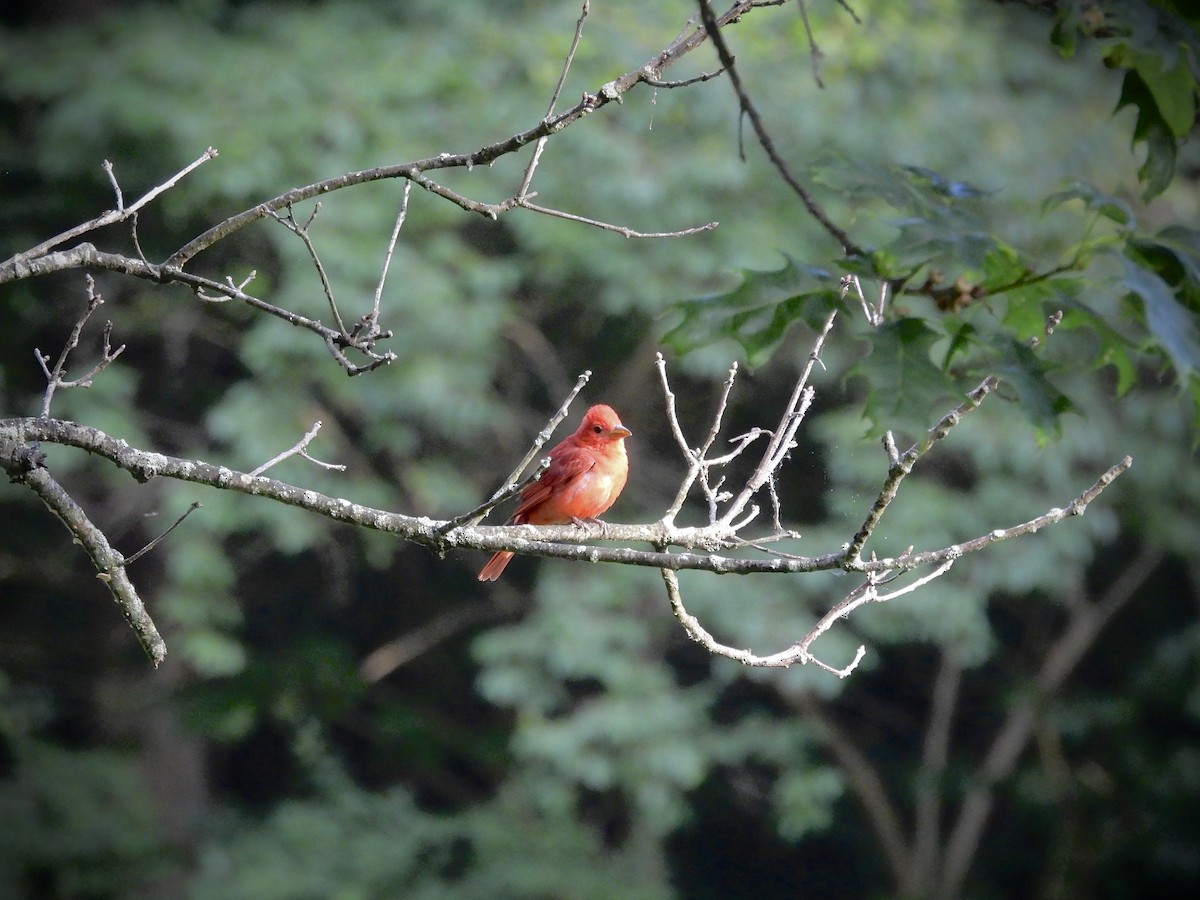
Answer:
[477, 551, 514, 582]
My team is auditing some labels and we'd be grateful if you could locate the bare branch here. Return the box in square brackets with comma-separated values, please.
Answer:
[129, 211, 149, 265]
[268, 202, 347, 334]
[696, 0, 862, 254]
[0, 417, 1131, 580]
[515, 0, 591, 200]
[0, 411, 1135, 666]
[721, 308, 837, 525]
[517, 198, 718, 239]
[843, 375, 999, 564]
[640, 67, 725, 88]
[662, 556, 954, 677]
[660, 566, 866, 676]
[799, 560, 956, 668]
[249, 421, 345, 477]
[436, 458, 551, 538]
[154, 1, 773, 268]
[657, 354, 743, 523]
[5, 148, 218, 267]
[7, 243, 395, 374]
[0, 439, 166, 666]
[124, 501, 203, 565]
[35, 276, 126, 417]
[372, 179, 413, 321]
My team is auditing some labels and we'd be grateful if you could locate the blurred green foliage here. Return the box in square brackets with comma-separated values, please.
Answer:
[1, 0, 1199, 897]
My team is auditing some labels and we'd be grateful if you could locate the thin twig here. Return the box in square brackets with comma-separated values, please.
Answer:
[516, 0, 591, 200]
[35, 276, 126, 417]
[129, 211, 149, 264]
[102, 159, 124, 210]
[268, 203, 347, 334]
[196, 269, 257, 302]
[794, 560, 956, 671]
[464, 370, 593, 528]
[372, 179, 413, 320]
[722, 308, 837, 525]
[841, 274, 888, 327]
[124, 502, 203, 565]
[517, 198, 718, 238]
[549, 0, 590, 115]
[657, 355, 742, 523]
[796, 0, 826, 87]
[249, 421, 345, 477]
[9, 148, 218, 266]
[696, 0, 861, 254]
[436, 459, 551, 538]
[641, 68, 725, 88]
[843, 375, 999, 564]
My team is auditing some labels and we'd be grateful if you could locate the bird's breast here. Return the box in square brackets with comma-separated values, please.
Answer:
[527, 452, 627, 523]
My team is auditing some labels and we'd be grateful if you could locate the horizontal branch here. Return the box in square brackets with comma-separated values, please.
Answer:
[1, 417, 1133, 578]
[3, 148, 218, 267]
[0, 244, 394, 372]
[161, 0, 761, 267]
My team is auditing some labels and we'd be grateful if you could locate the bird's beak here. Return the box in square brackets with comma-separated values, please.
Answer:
[609, 424, 632, 439]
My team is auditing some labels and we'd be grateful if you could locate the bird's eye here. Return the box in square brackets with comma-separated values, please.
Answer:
[593, 425, 604, 434]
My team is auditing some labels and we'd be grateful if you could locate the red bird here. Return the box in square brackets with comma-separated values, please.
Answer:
[478, 404, 632, 581]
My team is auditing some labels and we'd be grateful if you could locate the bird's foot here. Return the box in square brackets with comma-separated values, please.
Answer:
[571, 516, 610, 538]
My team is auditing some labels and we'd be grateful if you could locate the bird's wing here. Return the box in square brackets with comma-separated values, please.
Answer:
[512, 448, 597, 524]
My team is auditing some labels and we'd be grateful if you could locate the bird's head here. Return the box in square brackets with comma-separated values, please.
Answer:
[576, 404, 632, 447]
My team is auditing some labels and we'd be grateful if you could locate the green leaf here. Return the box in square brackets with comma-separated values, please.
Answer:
[848, 318, 963, 435]
[811, 156, 992, 222]
[981, 240, 1033, 289]
[992, 337, 1076, 442]
[1142, 225, 1200, 285]
[1042, 181, 1135, 228]
[899, 164, 994, 201]
[1126, 48, 1197, 138]
[662, 256, 839, 367]
[999, 286, 1056, 344]
[1116, 69, 1179, 201]
[1122, 256, 1200, 380]
[942, 319, 978, 371]
[1055, 296, 1139, 396]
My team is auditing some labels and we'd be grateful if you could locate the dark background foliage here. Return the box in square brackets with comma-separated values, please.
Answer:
[2, 0, 1198, 897]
